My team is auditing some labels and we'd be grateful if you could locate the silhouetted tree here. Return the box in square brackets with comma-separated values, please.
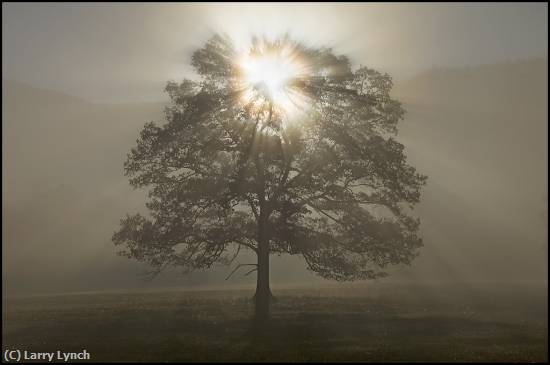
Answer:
[113, 34, 427, 322]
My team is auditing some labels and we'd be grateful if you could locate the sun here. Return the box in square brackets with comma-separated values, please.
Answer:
[235, 40, 309, 123]
[241, 53, 298, 103]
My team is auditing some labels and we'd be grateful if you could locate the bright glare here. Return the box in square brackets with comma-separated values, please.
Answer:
[241, 54, 298, 103]
[236, 43, 309, 122]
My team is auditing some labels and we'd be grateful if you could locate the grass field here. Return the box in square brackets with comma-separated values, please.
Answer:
[2, 282, 547, 362]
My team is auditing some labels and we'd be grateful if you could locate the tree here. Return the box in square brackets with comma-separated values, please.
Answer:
[113, 34, 427, 322]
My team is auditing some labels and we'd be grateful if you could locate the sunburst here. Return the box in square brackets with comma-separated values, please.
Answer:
[234, 39, 311, 131]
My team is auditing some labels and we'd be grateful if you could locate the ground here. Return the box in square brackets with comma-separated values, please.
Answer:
[2, 282, 547, 362]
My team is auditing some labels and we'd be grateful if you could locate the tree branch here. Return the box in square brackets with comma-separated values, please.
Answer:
[225, 263, 258, 281]
[243, 267, 258, 276]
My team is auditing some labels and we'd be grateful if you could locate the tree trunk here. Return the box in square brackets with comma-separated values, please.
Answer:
[254, 219, 271, 322]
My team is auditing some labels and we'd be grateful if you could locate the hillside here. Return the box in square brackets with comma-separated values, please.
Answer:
[392, 58, 548, 282]
[2, 79, 167, 294]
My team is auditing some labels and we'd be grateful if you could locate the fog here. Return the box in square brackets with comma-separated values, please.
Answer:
[2, 3, 547, 296]
[2, 3, 547, 102]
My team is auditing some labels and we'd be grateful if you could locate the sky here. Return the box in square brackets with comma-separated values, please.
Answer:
[2, 2, 548, 102]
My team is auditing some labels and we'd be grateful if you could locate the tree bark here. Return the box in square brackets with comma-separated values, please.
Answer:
[254, 216, 271, 322]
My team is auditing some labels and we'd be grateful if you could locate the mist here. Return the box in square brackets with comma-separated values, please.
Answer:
[2, 3, 547, 296]
[2, 4, 548, 362]
[2, 3, 547, 102]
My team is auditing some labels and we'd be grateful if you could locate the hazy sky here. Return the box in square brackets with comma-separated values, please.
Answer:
[2, 2, 548, 102]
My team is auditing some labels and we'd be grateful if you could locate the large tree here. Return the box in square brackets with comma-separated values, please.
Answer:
[113, 35, 427, 321]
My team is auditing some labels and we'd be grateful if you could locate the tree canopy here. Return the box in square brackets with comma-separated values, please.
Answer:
[113, 34, 427, 283]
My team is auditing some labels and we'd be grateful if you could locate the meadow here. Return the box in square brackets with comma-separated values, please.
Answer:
[2, 282, 547, 362]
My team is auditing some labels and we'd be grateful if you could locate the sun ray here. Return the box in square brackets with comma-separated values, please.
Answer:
[233, 39, 312, 135]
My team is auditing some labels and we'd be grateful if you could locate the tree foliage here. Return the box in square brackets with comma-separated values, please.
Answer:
[113, 34, 427, 281]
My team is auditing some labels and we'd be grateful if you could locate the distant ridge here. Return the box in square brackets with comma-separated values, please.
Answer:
[394, 57, 548, 106]
[2, 78, 88, 106]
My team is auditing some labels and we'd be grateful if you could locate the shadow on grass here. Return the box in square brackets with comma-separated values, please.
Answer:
[3, 293, 547, 362]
